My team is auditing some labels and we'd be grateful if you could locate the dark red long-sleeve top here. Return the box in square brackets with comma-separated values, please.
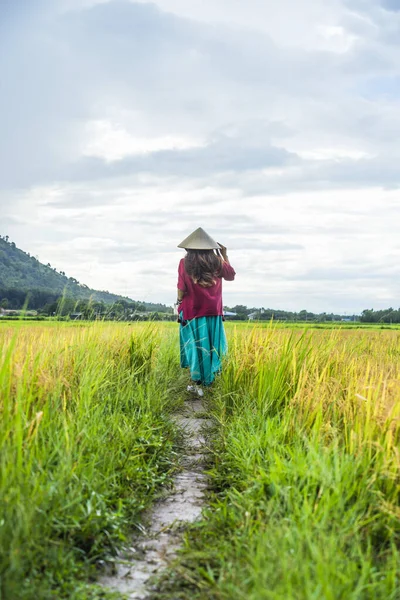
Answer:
[177, 258, 236, 320]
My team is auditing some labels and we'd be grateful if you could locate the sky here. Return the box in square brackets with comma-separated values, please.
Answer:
[1, 0, 399, 313]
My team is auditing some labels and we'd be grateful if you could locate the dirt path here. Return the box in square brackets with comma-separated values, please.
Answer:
[100, 398, 209, 599]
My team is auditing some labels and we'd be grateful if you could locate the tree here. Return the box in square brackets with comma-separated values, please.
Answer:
[360, 309, 375, 323]
[230, 305, 250, 319]
[57, 296, 76, 316]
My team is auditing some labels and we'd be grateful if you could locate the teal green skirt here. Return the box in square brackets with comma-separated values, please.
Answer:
[180, 314, 228, 386]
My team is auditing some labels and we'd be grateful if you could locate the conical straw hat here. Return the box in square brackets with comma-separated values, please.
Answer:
[178, 227, 220, 250]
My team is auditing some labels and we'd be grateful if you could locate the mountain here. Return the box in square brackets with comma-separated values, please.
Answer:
[0, 235, 143, 310]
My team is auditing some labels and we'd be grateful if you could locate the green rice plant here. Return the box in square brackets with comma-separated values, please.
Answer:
[154, 324, 400, 600]
[0, 322, 182, 600]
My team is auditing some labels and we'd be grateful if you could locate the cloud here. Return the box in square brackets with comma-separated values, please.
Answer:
[1, 0, 399, 191]
[65, 131, 298, 183]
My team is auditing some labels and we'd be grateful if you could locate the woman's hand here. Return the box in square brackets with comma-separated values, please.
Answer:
[217, 243, 228, 261]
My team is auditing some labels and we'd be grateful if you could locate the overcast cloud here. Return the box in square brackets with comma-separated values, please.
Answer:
[1, 0, 399, 312]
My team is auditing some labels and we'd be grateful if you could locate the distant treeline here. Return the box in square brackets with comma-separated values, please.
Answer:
[224, 306, 400, 323]
[0, 287, 60, 310]
[0, 289, 174, 319]
[2, 294, 399, 323]
[360, 308, 400, 324]
[224, 305, 359, 322]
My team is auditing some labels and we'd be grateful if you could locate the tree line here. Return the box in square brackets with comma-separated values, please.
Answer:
[224, 305, 359, 322]
[360, 308, 400, 324]
[0, 290, 174, 320]
[2, 293, 399, 324]
[224, 306, 400, 323]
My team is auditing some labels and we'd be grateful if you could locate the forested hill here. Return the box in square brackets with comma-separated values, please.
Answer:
[0, 235, 140, 309]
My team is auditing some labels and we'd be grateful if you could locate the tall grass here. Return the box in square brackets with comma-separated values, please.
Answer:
[0, 322, 182, 600]
[156, 325, 400, 599]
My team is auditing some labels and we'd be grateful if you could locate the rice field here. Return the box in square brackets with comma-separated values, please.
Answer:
[157, 325, 400, 599]
[1, 321, 399, 599]
[0, 321, 183, 599]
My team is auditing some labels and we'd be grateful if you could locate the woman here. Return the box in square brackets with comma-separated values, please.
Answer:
[176, 227, 236, 396]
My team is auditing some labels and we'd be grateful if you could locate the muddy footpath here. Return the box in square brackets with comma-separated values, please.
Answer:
[100, 397, 210, 599]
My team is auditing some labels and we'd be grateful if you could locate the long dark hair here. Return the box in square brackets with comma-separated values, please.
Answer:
[184, 250, 222, 287]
